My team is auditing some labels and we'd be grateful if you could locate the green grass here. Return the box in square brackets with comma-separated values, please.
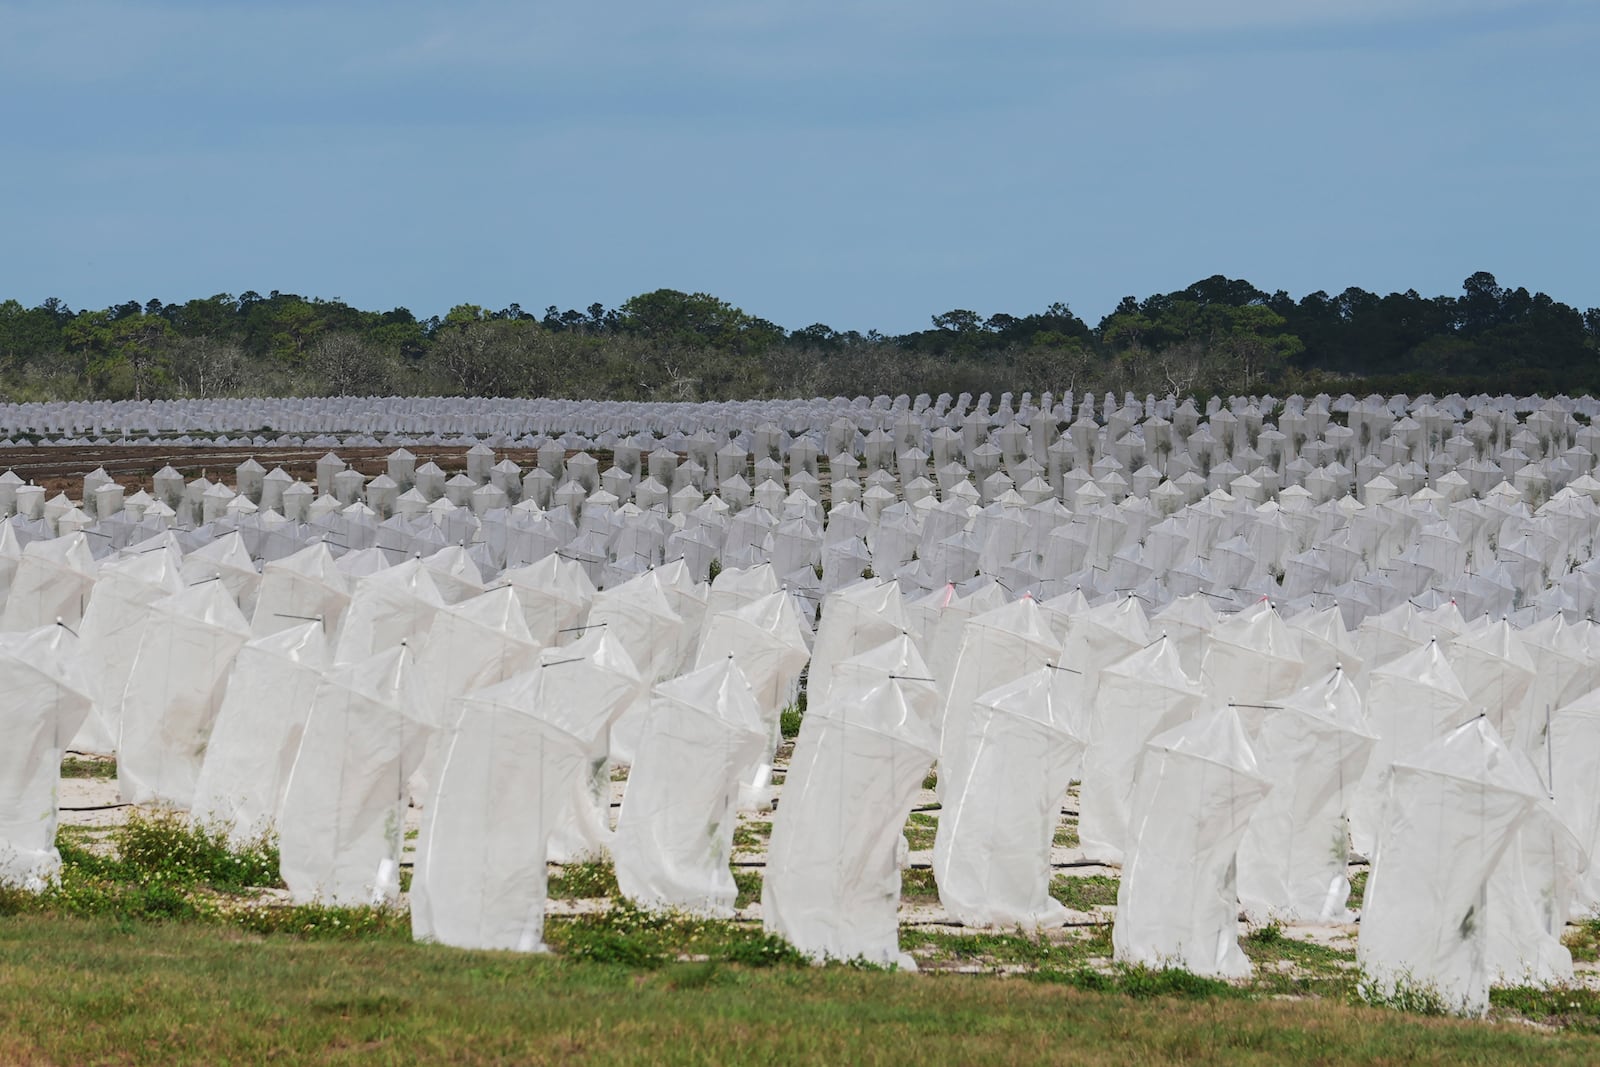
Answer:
[780, 701, 804, 739]
[60, 755, 118, 779]
[1565, 918, 1600, 963]
[547, 858, 620, 900]
[922, 768, 938, 791]
[1053, 820, 1080, 848]
[903, 812, 938, 851]
[732, 820, 771, 851]
[1050, 875, 1120, 912]
[11, 915, 1600, 1066]
[901, 867, 940, 900]
[1347, 869, 1369, 908]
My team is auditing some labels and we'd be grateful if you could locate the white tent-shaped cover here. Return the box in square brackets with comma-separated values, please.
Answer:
[1113, 704, 1271, 979]
[116, 580, 252, 808]
[332, 558, 444, 666]
[279, 645, 426, 906]
[72, 544, 184, 754]
[763, 635, 939, 968]
[1237, 667, 1376, 921]
[613, 658, 769, 917]
[190, 621, 329, 846]
[693, 590, 812, 808]
[936, 597, 1057, 799]
[1077, 636, 1205, 865]
[1357, 717, 1546, 1016]
[1350, 638, 1473, 856]
[411, 632, 644, 952]
[0, 624, 94, 889]
[1, 531, 96, 633]
[250, 541, 350, 640]
[932, 667, 1084, 930]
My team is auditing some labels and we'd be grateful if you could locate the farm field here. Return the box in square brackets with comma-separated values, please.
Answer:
[16, 755, 1600, 1065]
[7, 911, 1600, 1067]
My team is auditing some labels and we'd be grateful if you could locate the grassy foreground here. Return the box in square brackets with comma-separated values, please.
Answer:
[0, 914, 1597, 1067]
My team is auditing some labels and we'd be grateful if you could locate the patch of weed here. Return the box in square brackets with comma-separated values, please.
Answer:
[547, 900, 805, 970]
[1491, 985, 1600, 1034]
[734, 869, 762, 909]
[548, 858, 619, 900]
[900, 867, 939, 900]
[1050, 875, 1119, 912]
[732, 821, 771, 851]
[903, 812, 938, 851]
[60, 756, 117, 779]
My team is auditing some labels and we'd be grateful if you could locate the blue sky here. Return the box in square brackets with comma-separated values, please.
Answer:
[2, 0, 1595, 333]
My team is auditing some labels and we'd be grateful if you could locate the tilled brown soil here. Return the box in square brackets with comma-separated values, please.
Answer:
[0, 446, 549, 498]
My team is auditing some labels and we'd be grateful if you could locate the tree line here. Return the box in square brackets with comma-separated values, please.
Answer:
[0, 273, 1595, 404]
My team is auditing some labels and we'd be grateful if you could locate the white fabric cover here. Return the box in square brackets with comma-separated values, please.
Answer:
[500, 553, 593, 646]
[804, 578, 911, 708]
[332, 558, 444, 665]
[1486, 796, 1585, 986]
[1199, 600, 1305, 733]
[763, 635, 939, 968]
[1077, 636, 1205, 864]
[116, 581, 251, 808]
[0, 625, 93, 888]
[251, 542, 350, 639]
[180, 531, 262, 618]
[1113, 704, 1271, 978]
[411, 632, 644, 951]
[1, 532, 96, 633]
[72, 545, 184, 753]
[932, 667, 1084, 929]
[191, 621, 329, 845]
[407, 586, 542, 800]
[1548, 691, 1600, 911]
[1357, 718, 1545, 1016]
[1349, 639, 1472, 856]
[279, 645, 425, 905]
[613, 658, 768, 916]
[693, 591, 812, 808]
[588, 569, 687, 764]
[1237, 667, 1376, 921]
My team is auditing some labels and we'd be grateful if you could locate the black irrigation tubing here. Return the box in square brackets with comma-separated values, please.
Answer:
[61, 803, 131, 812]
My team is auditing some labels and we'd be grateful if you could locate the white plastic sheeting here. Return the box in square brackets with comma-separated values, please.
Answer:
[332, 558, 444, 665]
[1, 532, 96, 633]
[1113, 705, 1271, 978]
[693, 591, 812, 808]
[500, 553, 593, 646]
[932, 667, 1084, 929]
[411, 633, 644, 951]
[1486, 795, 1585, 986]
[250, 542, 350, 639]
[1237, 667, 1376, 921]
[0, 625, 93, 889]
[613, 658, 768, 916]
[116, 581, 252, 808]
[71, 544, 184, 753]
[764, 635, 939, 968]
[1349, 638, 1473, 856]
[1357, 718, 1546, 1016]
[1548, 691, 1600, 911]
[407, 586, 542, 800]
[1077, 636, 1205, 865]
[589, 569, 687, 765]
[279, 645, 425, 906]
[804, 579, 910, 709]
[1198, 600, 1305, 733]
[190, 622, 329, 846]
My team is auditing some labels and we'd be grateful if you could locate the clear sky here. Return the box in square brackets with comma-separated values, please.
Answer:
[2, 1, 1595, 334]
